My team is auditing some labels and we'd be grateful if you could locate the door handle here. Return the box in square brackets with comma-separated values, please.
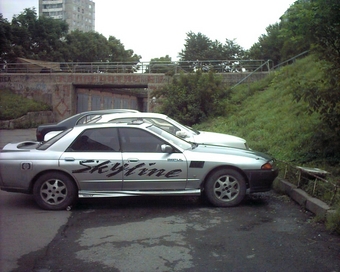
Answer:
[128, 158, 139, 162]
[64, 157, 75, 161]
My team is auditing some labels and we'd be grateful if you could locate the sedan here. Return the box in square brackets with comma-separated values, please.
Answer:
[89, 112, 249, 149]
[0, 121, 278, 210]
[36, 109, 139, 141]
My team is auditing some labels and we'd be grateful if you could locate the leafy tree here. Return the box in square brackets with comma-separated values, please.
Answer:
[8, 8, 68, 62]
[179, 31, 246, 72]
[279, 0, 313, 60]
[0, 15, 12, 63]
[145, 55, 174, 74]
[293, 0, 340, 134]
[107, 36, 140, 63]
[0, 8, 141, 65]
[151, 70, 227, 126]
[64, 30, 110, 62]
[249, 23, 283, 66]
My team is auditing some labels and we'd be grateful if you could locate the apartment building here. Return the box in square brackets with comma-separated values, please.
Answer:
[39, 0, 95, 32]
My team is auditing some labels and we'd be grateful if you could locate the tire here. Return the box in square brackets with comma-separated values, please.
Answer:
[204, 169, 246, 207]
[33, 172, 77, 210]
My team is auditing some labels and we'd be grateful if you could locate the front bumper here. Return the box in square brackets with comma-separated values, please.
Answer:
[244, 168, 279, 193]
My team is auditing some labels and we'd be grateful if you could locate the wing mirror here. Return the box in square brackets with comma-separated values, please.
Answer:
[161, 144, 173, 153]
[176, 131, 188, 138]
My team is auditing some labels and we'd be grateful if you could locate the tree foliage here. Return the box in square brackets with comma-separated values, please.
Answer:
[294, 0, 340, 134]
[0, 8, 141, 63]
[249, 0, 313, 64]
[178, 31, 246, 72]
[145, 55, 174, 74]
[151, 70, 227, 126]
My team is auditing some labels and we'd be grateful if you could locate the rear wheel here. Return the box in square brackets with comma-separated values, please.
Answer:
[204, 169, 246, 207]
[33, 172, 77, 210]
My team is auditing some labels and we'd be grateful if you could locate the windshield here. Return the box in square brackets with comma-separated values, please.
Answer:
[37, 128, 72, 150]
[166, 117, 199, 135]
[148, 125, 192, 150]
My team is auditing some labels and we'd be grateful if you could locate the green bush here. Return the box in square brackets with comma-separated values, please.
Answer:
[0, 89, 51, 120]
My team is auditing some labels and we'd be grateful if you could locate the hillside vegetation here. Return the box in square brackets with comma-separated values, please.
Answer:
[194, 55, 339, 173]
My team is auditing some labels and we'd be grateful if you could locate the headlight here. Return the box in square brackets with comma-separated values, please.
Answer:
[261, 159, 275, 170]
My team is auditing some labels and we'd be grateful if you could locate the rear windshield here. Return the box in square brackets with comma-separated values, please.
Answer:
[37, 128, 72, 150]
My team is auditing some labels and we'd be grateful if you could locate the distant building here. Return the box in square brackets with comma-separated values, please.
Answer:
[39, 0, 95, 32]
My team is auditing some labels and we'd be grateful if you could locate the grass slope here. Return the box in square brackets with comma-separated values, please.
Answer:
[194, 55, 335, 167]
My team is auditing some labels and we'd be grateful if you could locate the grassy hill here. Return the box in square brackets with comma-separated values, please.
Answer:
[194, 55, 339, 172]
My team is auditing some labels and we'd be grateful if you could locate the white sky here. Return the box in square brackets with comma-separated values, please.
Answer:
[1, 0, 296, 61]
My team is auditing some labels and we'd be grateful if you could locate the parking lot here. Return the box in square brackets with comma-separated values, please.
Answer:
[0, 129, 339, 272]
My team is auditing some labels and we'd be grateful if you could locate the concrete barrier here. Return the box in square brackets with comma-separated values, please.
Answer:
[276, 177, 332, 219]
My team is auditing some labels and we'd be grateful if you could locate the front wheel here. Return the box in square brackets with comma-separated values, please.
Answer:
[33, 172, 77, 210]
[204, 169, 246, 207]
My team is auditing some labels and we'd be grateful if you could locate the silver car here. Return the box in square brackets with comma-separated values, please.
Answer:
[0, 121, 278, 210]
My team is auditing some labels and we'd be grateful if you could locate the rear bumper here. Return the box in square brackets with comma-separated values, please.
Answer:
[245, 168, 279, 193]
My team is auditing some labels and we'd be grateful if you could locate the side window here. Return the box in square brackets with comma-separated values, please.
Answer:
[67, 128, 119, 152]
[119, 128, 165, 152]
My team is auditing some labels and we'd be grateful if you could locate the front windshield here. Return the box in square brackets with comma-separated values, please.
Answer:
[166, 117, 199, 135]
[148, 125, 192, 150]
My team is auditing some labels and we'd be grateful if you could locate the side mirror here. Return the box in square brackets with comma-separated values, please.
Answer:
[176, 131, 188, 138]
[161, 144, 173, 153]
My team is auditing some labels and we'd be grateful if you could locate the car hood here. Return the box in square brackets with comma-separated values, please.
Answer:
[192, 131, 248, 149]
[189, 144, 273, 161]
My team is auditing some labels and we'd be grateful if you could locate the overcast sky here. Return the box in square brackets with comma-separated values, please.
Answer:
[1, 0, 296, 61]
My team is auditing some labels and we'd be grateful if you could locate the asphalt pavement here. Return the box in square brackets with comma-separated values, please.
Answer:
[0, 129, 339, 272]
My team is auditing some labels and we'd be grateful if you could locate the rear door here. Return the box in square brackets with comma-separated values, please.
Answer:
[59, 127, 123, 192]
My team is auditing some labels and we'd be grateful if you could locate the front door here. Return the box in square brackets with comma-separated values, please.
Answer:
[118, 127, 188, 190]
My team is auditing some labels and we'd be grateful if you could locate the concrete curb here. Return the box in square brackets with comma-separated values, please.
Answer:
[276, 177, 332, 219]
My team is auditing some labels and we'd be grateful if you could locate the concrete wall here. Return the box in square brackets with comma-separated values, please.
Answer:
[0, 72, 268, 122]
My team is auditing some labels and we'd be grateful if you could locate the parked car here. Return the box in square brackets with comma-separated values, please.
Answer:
[0, 121, 278, 210]
[88, 112, 250, 149]
[36, 109, 139, 141]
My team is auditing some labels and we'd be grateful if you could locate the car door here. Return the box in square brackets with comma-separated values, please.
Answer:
[118, 127, 188, 190]
[59, 127, 123, 193]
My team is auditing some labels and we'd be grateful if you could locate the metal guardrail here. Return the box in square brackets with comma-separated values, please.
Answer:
[1, 59, 271, 74]
[278, 160, 339, 206]
[272, 51, 310, 70]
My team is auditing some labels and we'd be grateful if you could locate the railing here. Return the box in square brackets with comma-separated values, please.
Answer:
[278, 160, 339, 206]
[272, 51, 310, 70]
[1, 59, 271, 74]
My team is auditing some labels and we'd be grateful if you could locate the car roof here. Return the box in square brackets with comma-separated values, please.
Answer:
[57, 109, 139, 125]
[90, 112, 168, 123]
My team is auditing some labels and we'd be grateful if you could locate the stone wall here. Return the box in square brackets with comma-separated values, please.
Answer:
[0, 111, 55, 129]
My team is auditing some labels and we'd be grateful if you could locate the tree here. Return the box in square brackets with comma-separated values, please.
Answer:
[0, 15, 12, 63]
[279, 0, 313, 60]
[249, 23, 283, 66]
[151, 70, 227, 126]
[294, 0, 340, 134]
[8, 8, 68, 62]
[64, 30, 110, 62]
[145, 55, 174, 74]
[107, 36, 140, 63]
[179, 32, 246, 72]
[0, 8, 141, 65]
